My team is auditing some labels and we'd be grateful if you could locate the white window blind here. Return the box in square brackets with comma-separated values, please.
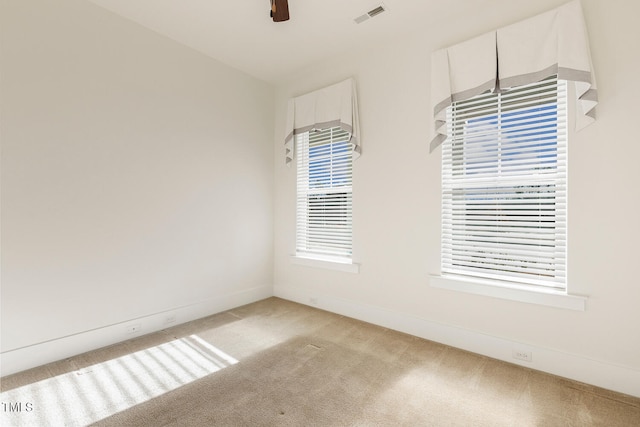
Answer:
[442, 76, 567, 290]
[296, 127, 353, 261]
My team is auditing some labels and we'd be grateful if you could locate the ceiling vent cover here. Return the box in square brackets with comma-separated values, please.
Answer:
[354, 4, 387, 24]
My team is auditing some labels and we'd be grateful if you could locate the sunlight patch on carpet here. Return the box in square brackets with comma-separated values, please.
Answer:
[0, 335, 238, 426]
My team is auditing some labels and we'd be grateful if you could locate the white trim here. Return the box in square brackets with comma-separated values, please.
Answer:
[273, 284, 638, 398]
[430, 274, 587, 311]
[290, 255, 360, 273]
[0, 285, 272, 376]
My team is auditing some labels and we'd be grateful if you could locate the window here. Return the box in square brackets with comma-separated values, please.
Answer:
[441, 76, 567, 291]
[296, 126, 352, 262]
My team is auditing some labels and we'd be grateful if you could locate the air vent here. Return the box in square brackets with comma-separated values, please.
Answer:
[354, 4, 387, 24]
[368, 5, 385, 17]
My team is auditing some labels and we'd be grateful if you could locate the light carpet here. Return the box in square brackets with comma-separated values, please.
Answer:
[2, 297, 639, 426]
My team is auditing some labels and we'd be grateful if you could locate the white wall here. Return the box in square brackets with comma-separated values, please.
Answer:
[1, 0, 274, 373]
[273, 0, 640, 396]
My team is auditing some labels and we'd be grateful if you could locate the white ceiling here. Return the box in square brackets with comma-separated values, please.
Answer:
[86, 0, 556, 84]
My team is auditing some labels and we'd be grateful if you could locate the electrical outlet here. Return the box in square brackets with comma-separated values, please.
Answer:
[164, 315, 177, 325]
[309, 297, 318, 306]
[512, 349, 533, 362]
[126, 324, 141, 334]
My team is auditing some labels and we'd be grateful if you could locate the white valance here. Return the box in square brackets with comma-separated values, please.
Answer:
[284, 78, 361, 165]
[430, 0, 597, 151]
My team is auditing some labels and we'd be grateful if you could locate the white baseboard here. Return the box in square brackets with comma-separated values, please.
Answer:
[1, 285, 272, 377]
[274, 284, 640, 398]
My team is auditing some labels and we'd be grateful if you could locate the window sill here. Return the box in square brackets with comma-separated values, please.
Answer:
[290, 255, 360, 273]
[429, 274, 587, 311]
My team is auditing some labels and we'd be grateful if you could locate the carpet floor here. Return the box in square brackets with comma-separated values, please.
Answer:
[1, 297, 639, 426]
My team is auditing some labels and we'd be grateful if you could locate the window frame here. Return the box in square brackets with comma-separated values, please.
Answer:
[432, 76, 583, 306]
[293, 126, 356, 270]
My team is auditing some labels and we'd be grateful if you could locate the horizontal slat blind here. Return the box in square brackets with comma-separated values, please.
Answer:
[442, 77, 567, 290]
[296, 127, 353, 260]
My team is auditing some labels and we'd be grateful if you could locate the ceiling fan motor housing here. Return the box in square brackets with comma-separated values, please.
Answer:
[271, 0, 290, 22]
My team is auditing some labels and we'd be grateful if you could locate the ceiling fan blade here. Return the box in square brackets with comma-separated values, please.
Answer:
[271, 0, 289, 22]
